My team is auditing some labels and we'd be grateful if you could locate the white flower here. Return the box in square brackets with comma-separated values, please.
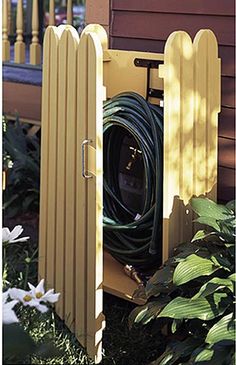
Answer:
[9, 280, 60, 314]
[9, 288, 48, 313]
[2, 225, 30, 244]
[3, 290, 19, 324]
[28, 279, 60, 304]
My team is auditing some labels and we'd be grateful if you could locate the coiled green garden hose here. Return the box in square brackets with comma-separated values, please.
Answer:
[103, 92, 163, 272]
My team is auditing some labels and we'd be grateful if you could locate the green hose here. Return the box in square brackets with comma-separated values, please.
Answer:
[103, 92, 163, 272]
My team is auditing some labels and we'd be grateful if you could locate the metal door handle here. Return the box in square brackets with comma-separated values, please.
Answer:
[82, 139, 93, 179]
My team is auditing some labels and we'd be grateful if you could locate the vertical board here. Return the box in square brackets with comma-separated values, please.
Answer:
[64, 27, 79, 331]
[86, 32, 104, 364]
[46, 28, 60, 290]
[194, 30, 221, 200]
[39, 28, 51, 281]
[75, 32, 88, 348]
[193, 32, 208, 197]
[159, 31, 194, 262]
[55, 28, 68, 319]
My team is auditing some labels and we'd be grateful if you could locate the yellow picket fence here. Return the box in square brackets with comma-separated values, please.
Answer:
[38, 24, 220, 363]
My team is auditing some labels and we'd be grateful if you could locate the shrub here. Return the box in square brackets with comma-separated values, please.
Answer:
[129, 198, 235, 364]
[3, 117, 40, 217]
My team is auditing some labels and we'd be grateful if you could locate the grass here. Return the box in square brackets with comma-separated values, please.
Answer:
[3, 214, 164, 365]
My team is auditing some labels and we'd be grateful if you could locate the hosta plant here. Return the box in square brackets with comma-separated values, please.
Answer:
[2, 226, 61, 364]
[3, 116, 40, 217]
[129, 198, 235, 365]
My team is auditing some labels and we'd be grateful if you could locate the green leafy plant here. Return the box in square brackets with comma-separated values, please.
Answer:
[129, 198, 235, 364]
[3, 117, 40, 218]
[2, 226, 61, 364]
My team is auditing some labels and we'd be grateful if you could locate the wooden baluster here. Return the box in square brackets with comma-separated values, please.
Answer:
[49, 0, 55, 25]
[30, 0, 41, 65]
[7, 0, 12, 35]
[3, 0, 10, 61]
[14, 0, 25, 63]
[67, 0, 73, 25]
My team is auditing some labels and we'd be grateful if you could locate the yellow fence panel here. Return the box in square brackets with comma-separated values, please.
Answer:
[160, 30, 220, 261]
[39, 24, 104, 363]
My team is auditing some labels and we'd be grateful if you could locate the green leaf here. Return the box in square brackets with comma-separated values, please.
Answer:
[226, 200, 235, 214]
[205, 313, 235, 345]
[191, 345, 234, 365]
[192, 277, 234, 299]
[194, 347, 214, 362]
[190, 198, 233, 220]
[191, 230, 213, 242]
[158, 293, 228, 321]
[149, 266, 174, 286]
[128, 297, 170, 328]
[228, 273, 236, 282]
[128, 304, 149, 328]
[151, 337, 202, 365]
[194, 216, 221, 231]
[173, 254, 221, 286]
[3, 323, 36, 361]
[171, 319, 183, 334]
[210, 254, 231, 272]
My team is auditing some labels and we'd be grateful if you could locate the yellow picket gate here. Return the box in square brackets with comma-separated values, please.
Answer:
[39, 24, 220, 363]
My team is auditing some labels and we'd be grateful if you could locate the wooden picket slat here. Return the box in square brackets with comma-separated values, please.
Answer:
[86, 32, 104, 364]
[46, 28, 61, 290]
[38, 28, 51, 282]
[193, 32, 208, 197]
[14, 0, 25, 63]
[64, 26, 79, 331]
[178, 33, 194, 244]
[75, 32, 88, 348]
[197, 30, 220, 200]
[3, 0, 10, 61]
[54, 28, 68, 319]
[30, 0, 41, 65]
[159, 31, 194, 261]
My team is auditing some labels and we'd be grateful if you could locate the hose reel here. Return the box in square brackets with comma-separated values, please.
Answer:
[103, 92, 163, 272]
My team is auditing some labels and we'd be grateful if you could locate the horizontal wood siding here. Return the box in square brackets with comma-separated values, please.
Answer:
[86, 0, 110, 34]
[112, 0, 235, 16]
[109, 0, 235, 202]
[110, 12, 235, 46]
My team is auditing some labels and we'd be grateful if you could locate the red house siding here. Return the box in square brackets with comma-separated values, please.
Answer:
[87, 0, 235, 202]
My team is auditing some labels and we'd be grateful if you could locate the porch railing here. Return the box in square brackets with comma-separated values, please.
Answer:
[2, 0, 74, 65]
